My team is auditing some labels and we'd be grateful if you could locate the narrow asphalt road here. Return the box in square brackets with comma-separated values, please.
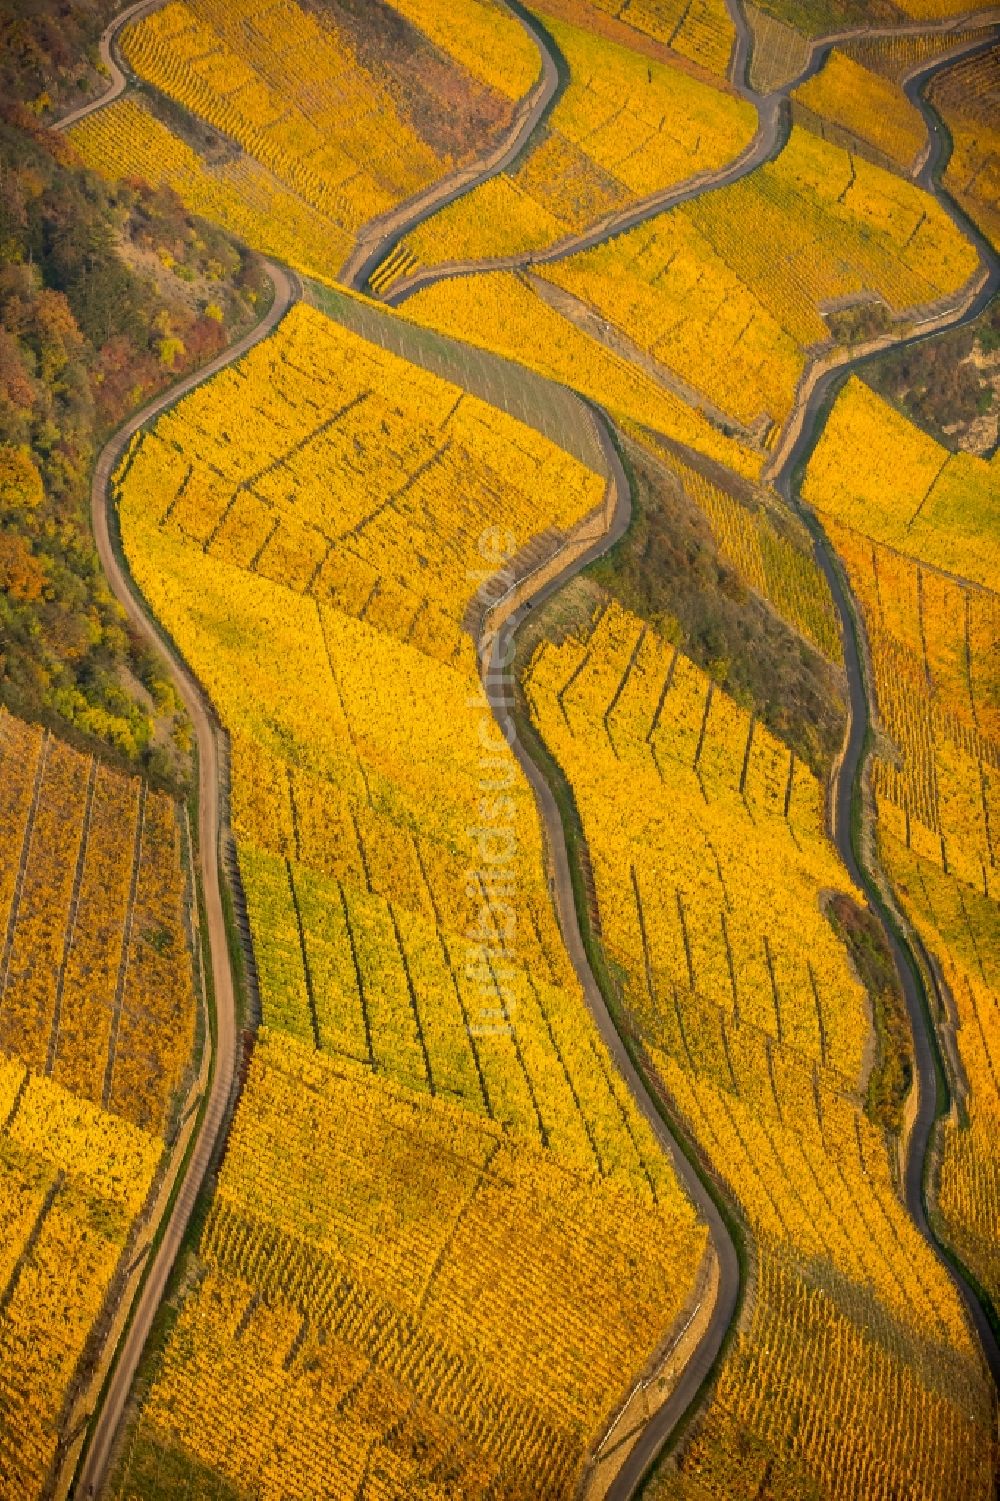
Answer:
[51, 3, 999, 1495]
[477, 15, 1000, 1490]
[771, 29, 1000, 1389]
[69, 262, 297, 1500]
[52, 0, 164, 132]
[380, 3, 999, 306]
[339, 0, 563, 292]
[479, 411, 741, 1501]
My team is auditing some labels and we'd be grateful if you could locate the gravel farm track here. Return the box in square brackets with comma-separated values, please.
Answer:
[53, 1, 1000, 1496]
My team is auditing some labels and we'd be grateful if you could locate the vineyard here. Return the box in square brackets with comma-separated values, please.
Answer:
[541, 125, 979, 432]
[0, 1055, 161, 1499]
[791, 49, 927, 170]
[0, 710, 198, 1135]
[68, 0, 547, 290]
[12, 0, 999, 1494]
[106, 300, 713, 1494]
[524, 600, 997, 1500]
[395, 4, 755, 272]
[577, 0, 737, 75]
[379, 0, 541, 100]
[804, 396, 1000, 1320]
[802, 376, 1000, 592]
[0, 708, 199, 1499]
[115, 0, 529, 265]
[112, 1029, 705, 1500]
[843, 26, 997, 82]
[647, 445, 843, 660]
[743, 6, 813, 91]
[70, 96, 352, 285]
[402, 270, 766, 478]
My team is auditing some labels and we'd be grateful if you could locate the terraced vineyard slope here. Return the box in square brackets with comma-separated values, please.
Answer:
[539, 125, 980, 451]
[928, 40, 1000, 250]
[15, 1, 997, 1495]
[525, 601, 997, 1500]
[71, 0, 543, 283]
[102, 301, 711, 1500]
[0, 709, 199, 1500]
[392, 4, 755, 278]
[804, 376, 1000, 1319]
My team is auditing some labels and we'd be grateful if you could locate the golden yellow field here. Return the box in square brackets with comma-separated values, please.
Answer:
[14, 0, 997, 1491]
[802, 377, 1000, 592]
[69, 97, 352, 284]
[396, 5, 755, 270]
[792, 49, 927, 169]
[805, 414, 1000, 1317]
[525, 600, 996, 1500]
[0, 708, 198, 1499]
[106, 301, 710, 1496]
[541, 127, 978, 433]
[402, 270, 767, 478]
[76, 0, 539, 280]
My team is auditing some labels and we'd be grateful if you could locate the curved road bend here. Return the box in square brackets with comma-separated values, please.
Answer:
[340, 0, 563, 292]
[382, 98, 782, 307]
[477, 19, 1000, 1486]
[728, 0, 1000, 99]
[770, 40, 1000, 1387]
[53, 0, 165, 132]
[70, 262, 297, 1500]
[382, 6, 998, 307]
[50, 0, 563, 306]
[53, 3, 998, 1488]
[480, 412, 741, 1501]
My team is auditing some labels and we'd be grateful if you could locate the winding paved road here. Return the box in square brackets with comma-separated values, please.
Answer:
[340, 0, 563, 291]
[771, 36, 1000, 1388]
[69, 263, 297, 1500]
[50, 2, 999, 1495]
[470, 12, 1000, 1491]
[378, 4, 999, 306]
[479, 412, 741, 1501]
[52, 0, 164, 132]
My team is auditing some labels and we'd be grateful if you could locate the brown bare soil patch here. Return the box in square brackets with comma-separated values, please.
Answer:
[311, 0, 520, 166]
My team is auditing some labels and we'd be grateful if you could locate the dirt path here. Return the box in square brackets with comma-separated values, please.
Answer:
[69, 262, 297, 1500]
